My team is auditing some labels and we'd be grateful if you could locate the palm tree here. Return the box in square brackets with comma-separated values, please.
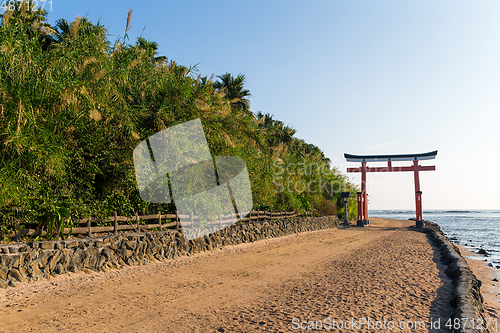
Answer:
[136, 37, 167, 63]
[122, 8, 166, 63]
[256, 112, 296, 150]
[51, 18, 70, 43]
[214, 72, 251, 114]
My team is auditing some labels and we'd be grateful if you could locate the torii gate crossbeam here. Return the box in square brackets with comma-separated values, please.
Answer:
[345, 150, 437, 227]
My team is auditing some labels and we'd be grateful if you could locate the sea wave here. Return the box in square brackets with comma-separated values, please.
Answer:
[433, 210, 482, 214]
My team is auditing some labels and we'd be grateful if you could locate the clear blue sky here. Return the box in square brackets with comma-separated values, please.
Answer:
[43, 1, 500, 210]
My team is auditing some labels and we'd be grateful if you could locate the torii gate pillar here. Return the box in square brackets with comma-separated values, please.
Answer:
[413, 159, 423, 225]
[345, 151, 437, 228]
[361, 162, 368, 225]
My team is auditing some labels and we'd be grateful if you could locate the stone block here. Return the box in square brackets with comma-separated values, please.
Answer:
[40, 242, 55, 250]
[109, 243, 120, 252]
[30, 263, 42, 280]
[10, 256, 20, 269]
[72, 247, 85, 263]
[65, 241, 82, 249]
[101, 247, 114, 260]
[52, 263, 65, 275]
[19, 245, 31, 253]
[48, 251, 63, 271]
[97, 256, 106, 268]
[60, 249, 70, 265]
[68, 263, 79, 273]
[124, 241, 136, 251]
[82, 240, 94, 248]
[9, 268, 25, 282]
[86, 255, 96, 269]
[26, 248, 39, 262]
[134, 242, 144, 255]
[0, 268, 8, 281]
[0, 255, 10, 268]
[7, 245, 22, 253]
[120, 247, 133, 259]
[18, 266, 27, 279]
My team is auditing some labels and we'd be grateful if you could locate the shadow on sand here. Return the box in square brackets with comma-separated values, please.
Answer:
[424, 229, 455, 333]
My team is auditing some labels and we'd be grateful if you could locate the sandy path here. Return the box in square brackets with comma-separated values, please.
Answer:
[0, 218, 454, 332]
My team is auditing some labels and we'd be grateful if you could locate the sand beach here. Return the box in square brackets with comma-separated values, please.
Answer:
[0, 218, 496, 332]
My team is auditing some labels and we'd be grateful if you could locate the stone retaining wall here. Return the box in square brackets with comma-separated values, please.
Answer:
[424, 221, 490, 333]
[0, 216, 340, 288]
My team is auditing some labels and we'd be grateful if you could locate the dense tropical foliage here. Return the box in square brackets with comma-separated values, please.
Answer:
[0, 7, 358, 239]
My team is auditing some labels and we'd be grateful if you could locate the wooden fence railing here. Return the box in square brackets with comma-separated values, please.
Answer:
[14, 210, 311, 239]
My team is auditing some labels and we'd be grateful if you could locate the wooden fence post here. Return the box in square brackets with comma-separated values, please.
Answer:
[135, 212, 139, 232]
[87, 218, 91, 237]
[113, 211, 118, 235]
[54, 217, 61, 240]
[15, 222, 20, 243]
[176, 210, 180, 229]
[158, 211, 162, 231]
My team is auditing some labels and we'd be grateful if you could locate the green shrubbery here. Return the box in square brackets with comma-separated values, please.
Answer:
[0, 6, 358, 239]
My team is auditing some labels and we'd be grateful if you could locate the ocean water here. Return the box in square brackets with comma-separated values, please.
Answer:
[370, 210, 500, 269]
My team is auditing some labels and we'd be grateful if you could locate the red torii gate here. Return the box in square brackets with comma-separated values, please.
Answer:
[344, 150, 437, 227]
